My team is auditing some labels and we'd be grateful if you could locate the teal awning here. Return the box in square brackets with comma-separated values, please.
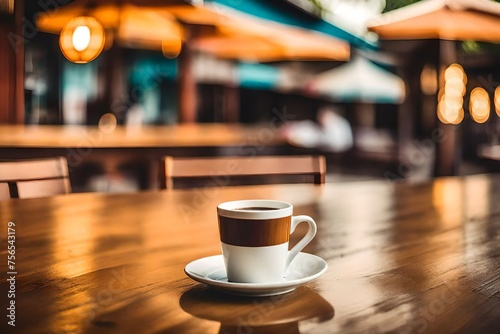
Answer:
[206, 0, 377, 50]
[130, 57, 178, 87]
[237, 62, 279, 89]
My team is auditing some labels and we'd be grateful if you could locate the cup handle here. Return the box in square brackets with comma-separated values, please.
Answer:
[286, 215, 317, 269]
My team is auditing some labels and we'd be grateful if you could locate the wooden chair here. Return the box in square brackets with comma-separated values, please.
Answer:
[0, 183, 10, 201]
[0, 157, 71, 199]
[161, 155, 326, 189]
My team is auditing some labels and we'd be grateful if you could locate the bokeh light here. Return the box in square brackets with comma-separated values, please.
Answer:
[98, 113, 117, 133]
[444, 63, 467, 84]
[438, 63, 467, 124]
[469, 87, 490, 124]
[444, 77, 466, 97]
[420, 65, 438, 95]
[495, 86, 500, 117]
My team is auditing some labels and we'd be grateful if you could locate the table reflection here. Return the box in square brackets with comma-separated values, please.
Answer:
[0, 179, 498, 333]
[180, 286, 334, 334]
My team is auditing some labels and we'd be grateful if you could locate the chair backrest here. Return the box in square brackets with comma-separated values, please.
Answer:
[0, 157, 71, 199]
[0, 183, 10, 201]
[161, 155, 326, 189]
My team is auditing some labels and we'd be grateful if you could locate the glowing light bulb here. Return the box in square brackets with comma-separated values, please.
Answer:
[72, 25, 91, 51]
[60, 16, 105, 63]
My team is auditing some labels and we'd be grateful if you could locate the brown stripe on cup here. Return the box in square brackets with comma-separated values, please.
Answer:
[218, 216, 291, 247]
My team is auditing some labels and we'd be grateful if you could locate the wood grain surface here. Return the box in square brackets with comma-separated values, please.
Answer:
[0, 174, 499, 333]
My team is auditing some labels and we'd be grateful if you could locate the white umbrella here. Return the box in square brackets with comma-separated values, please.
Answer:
[305, 56, 405, 104]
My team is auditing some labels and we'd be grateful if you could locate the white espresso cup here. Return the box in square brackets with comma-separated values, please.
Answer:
[217, 199, 317, 283]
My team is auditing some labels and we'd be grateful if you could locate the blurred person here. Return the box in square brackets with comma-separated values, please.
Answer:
[283, 106, 353, 152]
[317, 106, 353, 152]
[283, 119, 322, 148]
[126, 103, 145, 126]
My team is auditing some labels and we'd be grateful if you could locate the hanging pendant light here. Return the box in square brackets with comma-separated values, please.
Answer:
[162, 36, 182, 59]
[59, 16, 105, 64]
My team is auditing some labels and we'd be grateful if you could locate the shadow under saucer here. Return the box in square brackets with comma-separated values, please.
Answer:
[179, 285, 334, 334]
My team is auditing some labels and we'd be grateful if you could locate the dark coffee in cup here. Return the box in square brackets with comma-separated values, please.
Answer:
[234, 207, 280, 211]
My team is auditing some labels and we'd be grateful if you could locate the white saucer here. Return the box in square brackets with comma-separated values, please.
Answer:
[184, 252, 327, 297]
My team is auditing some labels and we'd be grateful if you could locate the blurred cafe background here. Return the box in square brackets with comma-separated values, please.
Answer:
[1, 0, 500, 193]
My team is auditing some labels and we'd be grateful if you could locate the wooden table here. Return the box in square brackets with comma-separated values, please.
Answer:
[0, 124, 294, 190]
[0, 124, 288, 148]
[0, 175, 499, 333]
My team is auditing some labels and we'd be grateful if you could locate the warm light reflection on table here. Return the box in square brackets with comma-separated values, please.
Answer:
[0, 175, 499, 333]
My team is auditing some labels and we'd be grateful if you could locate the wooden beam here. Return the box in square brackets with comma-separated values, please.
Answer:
[14, 0, 24, 124]
[178, 36, 197, 123]
[222, 85, 239, 123]
[0, 0, 24, 124]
